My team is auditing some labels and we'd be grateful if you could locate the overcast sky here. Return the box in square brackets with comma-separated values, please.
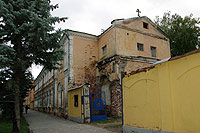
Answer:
[31, 0, 200, 79]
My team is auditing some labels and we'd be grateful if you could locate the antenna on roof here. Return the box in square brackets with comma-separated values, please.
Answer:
[136, 9, 141, 17]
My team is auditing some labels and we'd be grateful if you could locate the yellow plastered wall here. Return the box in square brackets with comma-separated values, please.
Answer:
[30, 88, 34, 109]
[115, 27, 170, 60]
[123, 52, 200, 133]
[68, 87, 83, 119]
[98, 28, 116, 60]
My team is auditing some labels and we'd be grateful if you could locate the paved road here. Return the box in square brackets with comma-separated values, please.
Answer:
[24, 110, 114, 133]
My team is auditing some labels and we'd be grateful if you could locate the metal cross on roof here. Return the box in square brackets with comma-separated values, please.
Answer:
[136, 9, 141, 17]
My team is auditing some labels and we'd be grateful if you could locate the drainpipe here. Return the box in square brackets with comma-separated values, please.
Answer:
[121, 72, 124, 125]
[54, 70, 57, 113]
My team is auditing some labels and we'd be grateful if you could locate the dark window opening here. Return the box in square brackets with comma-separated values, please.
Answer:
[81, 96, 83, 105]
[102, 45, 107, 55]
[137, 43, 144, 51]
[92, 94, 95, 97]
[60, 91, 62, 107]
[143, 22, 148, 29]
[151, 46, 156, 57]
[74, 95, 78, 107]
[112, 63, 116, 73]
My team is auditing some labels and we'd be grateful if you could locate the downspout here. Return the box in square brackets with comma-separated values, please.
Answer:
[83, 87, 85, 123]
[121, 72, 124, 125]
[54, 70, 57, 114]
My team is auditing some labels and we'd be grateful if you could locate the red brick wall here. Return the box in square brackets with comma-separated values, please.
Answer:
[111, 80, 122, 116]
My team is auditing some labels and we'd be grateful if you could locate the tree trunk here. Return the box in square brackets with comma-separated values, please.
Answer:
[13, 37, 22, 133]
[13, 79, 20, 133]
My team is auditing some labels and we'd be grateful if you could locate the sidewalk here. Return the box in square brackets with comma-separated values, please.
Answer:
[24, 110, 114, 133]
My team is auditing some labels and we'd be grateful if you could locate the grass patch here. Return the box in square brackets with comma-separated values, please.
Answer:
[20, 116, 29, 133]
[0, 121, 12, 133]
[92, 120, 114, 124]
[106, 124, 122, 128]
[0, 115, 29, 133]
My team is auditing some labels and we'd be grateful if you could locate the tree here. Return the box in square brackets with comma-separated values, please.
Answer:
[0, 0, 67, 132]
[155, 12, 200, 57]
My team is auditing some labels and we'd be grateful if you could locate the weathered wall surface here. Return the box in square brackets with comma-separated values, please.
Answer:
[120, 18, 166, 38]
[73, 37, 98, 86]
[123, 60, 151, 74]
[97, 56, 152, 116]
[55, 51, 65, 116]
[123, 51, 200, 133]
[98, 28, 116, 60]
[115, 26, 170, 60]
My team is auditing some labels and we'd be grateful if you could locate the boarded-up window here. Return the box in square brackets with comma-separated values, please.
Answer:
[74, 95, 78, 107]
[151, 46, 156, 57]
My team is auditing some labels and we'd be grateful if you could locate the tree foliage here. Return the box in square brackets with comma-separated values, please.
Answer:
[0, 0, 67, 132]
[155, 12, 200, 57]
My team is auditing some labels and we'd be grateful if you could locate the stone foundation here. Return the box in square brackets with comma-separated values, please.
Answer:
[123, 126, 175, 133]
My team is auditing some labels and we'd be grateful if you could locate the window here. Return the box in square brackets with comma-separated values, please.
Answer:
[112, 63, 116, 73]
[58, 84, 63, 107]
[102, 45, 107, 55]
[143, 22, 148, 29]
[137, 43, 144, 51]
[151, 46, 156, 57]
[49, 91, 52, 107]
[81, 96, 84, 105]
[60, 90, 62, 107]
[64, 44, 69, 70]
[74, 95, 78, 107]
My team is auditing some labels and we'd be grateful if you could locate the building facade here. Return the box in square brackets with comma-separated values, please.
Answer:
[24, 81, 34, 109]
[34, 16, 171, 116]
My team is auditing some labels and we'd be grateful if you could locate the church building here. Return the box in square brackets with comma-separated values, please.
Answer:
[34, 16, 171, 117]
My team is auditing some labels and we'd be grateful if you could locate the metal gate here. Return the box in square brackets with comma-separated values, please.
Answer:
[90, 91, 107, 121]
[82, 86, 91, 123]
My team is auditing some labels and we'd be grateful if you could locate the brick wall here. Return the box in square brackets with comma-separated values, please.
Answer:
[110, 80, 122, 116]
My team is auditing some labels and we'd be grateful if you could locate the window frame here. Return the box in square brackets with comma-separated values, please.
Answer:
[137, 43, 144, 51]
[74, 95, 78, 107]
[151, 46, 157, 57]
[102, 45, 107, 55]
[112, 62, 116, 73]
[143, 22, 148, 29]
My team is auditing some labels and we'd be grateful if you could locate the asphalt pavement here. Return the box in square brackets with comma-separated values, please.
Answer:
[24, 110, 114, 133]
